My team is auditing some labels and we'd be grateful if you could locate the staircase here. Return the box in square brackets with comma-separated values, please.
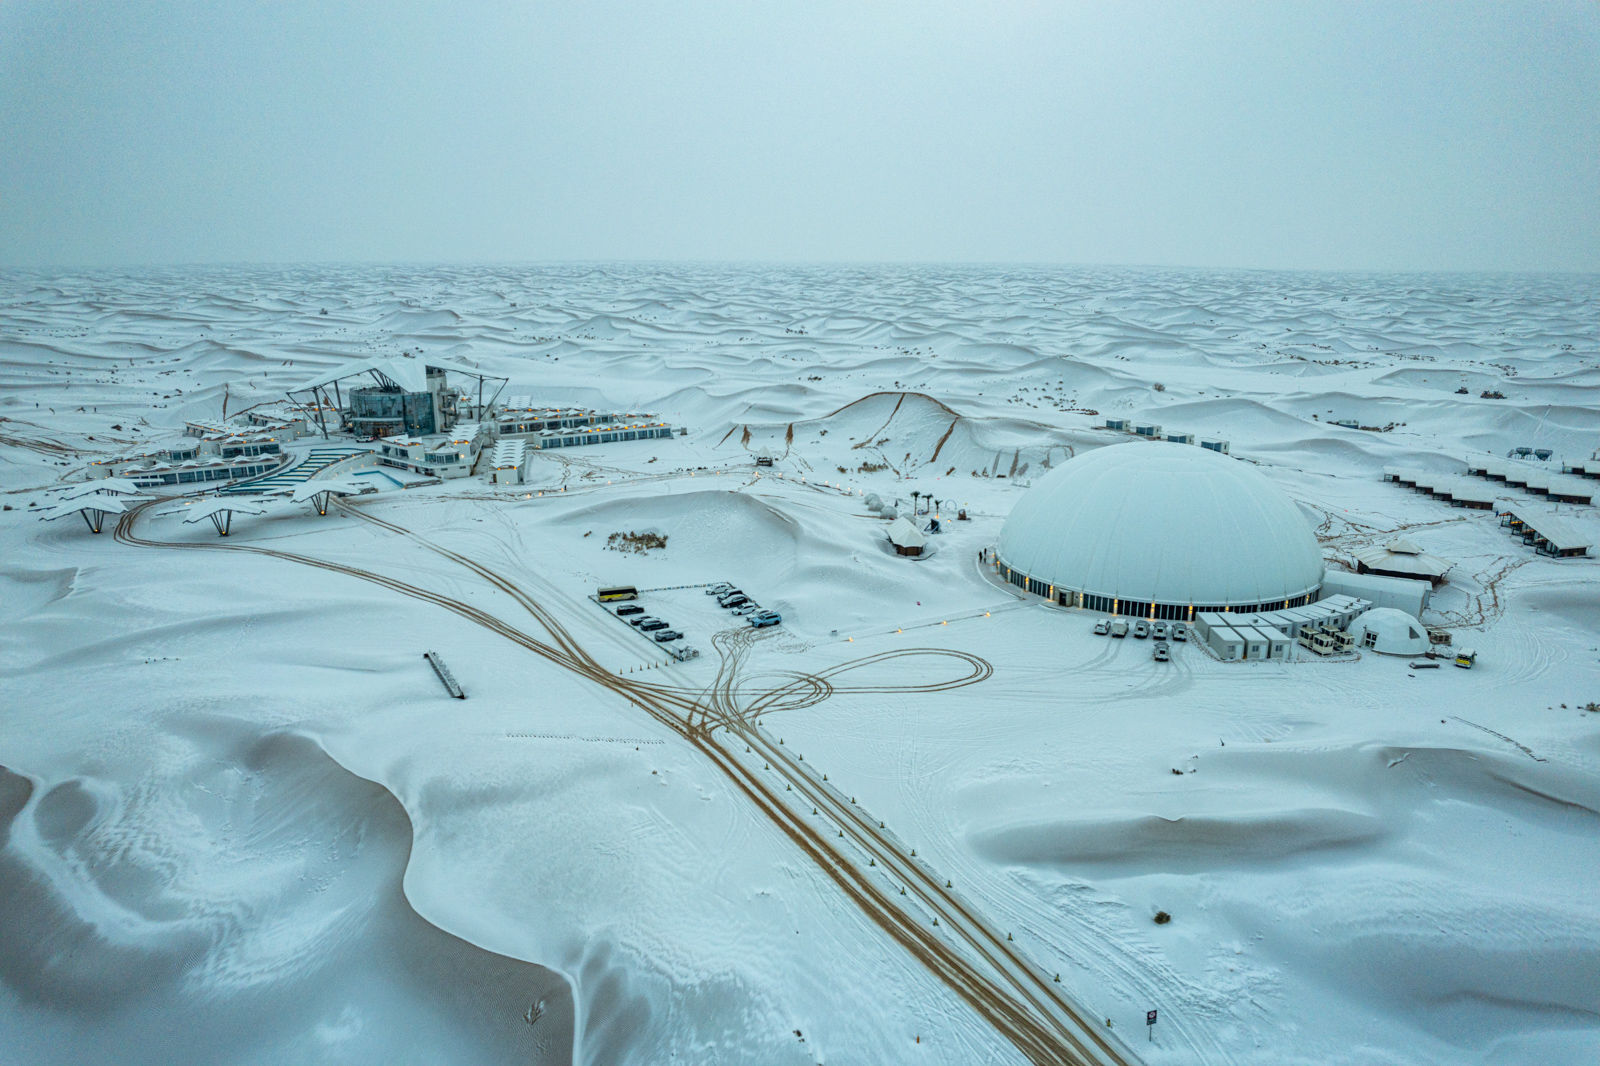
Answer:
[221, 446, 375, 494]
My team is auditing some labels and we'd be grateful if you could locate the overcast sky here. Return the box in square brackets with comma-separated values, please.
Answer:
[2, 1, 1596, 271]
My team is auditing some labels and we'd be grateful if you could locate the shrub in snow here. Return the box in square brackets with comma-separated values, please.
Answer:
[606, 530, 668, 553]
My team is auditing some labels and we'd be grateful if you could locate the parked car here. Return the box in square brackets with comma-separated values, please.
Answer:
[719, 594, 749, 609]
[639, 619, 668, 632]
[1152, 622, 1169, 640]
[748, 610, 782, 628]
[629, 615, 657, 627]
[1133, 620, 1150, 639]
[652, 630, 682, 642]
[1093, 619, 1111, 635]
[1110, 620, 1129, 638]
[706, 583, 732, 596]
[1153, 641, 1170, 662]
[615, 604, 644, 617]
[1171, 625, 1188, 642]
[731, 605, 761, 616]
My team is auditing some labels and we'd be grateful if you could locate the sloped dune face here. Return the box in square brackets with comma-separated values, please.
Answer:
[0, 727, 572, 1066]
[721, 390, 1089, 479]
[959, 741, 1600, 1044]
[2, 264, 1595, 478]
[3, 263, 1599, 1066]
[552, 489, 807, 579]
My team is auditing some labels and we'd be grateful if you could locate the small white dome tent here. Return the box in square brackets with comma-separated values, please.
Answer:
[1347, 607, 1430, 656]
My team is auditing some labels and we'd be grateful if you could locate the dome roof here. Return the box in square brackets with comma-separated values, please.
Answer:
[1347, 608, 1429, 655]
[998, 442, 1324, 607]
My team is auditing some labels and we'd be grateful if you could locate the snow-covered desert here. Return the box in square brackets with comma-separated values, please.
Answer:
[2, 264, 1598, 1065]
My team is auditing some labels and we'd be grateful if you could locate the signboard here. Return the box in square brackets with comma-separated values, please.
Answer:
[1146, 1010, 1158, 1025]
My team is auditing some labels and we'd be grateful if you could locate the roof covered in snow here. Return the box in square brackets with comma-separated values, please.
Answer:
[288, 478, 371, 503]
[1355, 543, 1452, 579]
[490, 439, 527, 468]
[157, 498, 268, 521]
[39, 494, 130, 521]
[885, 516, 926, 548]
[1521, 514, 1591, 552]
[58, 478, 146, 498]
[998, 441, 1325, 606]
[1347, 607, 1430, 655]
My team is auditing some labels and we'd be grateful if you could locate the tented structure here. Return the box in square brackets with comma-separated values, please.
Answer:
[57, 477, 145, 499]
[285, 356, 508, 439]
[159, 497, 267, 536]
[1346, 608, 1430, 656]
[39, 493, 130, 534]
[289, 477, 373, 516]
[996, 441, 1325, 619]
[1354, 538, 1453, 586]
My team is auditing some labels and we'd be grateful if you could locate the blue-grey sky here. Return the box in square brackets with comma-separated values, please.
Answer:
[2, 1, 1596, 270]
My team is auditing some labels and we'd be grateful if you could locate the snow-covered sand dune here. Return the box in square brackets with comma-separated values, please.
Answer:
[0, 727, 571, 1065]
[2, 264, 1597, 1065]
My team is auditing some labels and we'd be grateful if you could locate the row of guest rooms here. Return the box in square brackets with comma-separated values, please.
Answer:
[376, 420, 677, 480]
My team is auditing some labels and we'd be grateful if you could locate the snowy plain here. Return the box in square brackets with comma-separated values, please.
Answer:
[1, 264, 1598, 1065]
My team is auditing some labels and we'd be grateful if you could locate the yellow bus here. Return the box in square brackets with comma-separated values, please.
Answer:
[597, 585, 638, 603]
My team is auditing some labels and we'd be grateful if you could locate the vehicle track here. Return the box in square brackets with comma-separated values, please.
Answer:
[332, 505, 1127, 1063]
[117, 500, 1138, 1066]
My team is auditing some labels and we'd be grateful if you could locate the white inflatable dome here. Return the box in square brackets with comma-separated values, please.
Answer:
[1347, 608, 1430, 655]
[997, 442, 1325, 612]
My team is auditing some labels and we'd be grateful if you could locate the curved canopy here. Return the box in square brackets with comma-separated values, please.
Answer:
[39, 494, 129, 521]
[998, 441, 1325, 607]
[289, 478, 372, 503]
[158, 498, 268, 522]
[57, 478, 145, 499]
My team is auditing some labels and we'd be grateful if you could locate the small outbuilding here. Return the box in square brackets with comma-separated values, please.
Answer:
[490, 438, 528, 485]
[885, 516, 927, 557]
[1354, 537, 1453, 586]
[1320, 570, 1431, 618]
[1347, 608, 1430, 656]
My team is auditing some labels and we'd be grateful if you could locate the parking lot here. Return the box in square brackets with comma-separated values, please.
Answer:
[591, 581, 782, 662]
[1093, 617, 1188, 660]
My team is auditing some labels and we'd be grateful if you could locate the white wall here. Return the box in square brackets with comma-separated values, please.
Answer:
[1320, 571, 1430, 617]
